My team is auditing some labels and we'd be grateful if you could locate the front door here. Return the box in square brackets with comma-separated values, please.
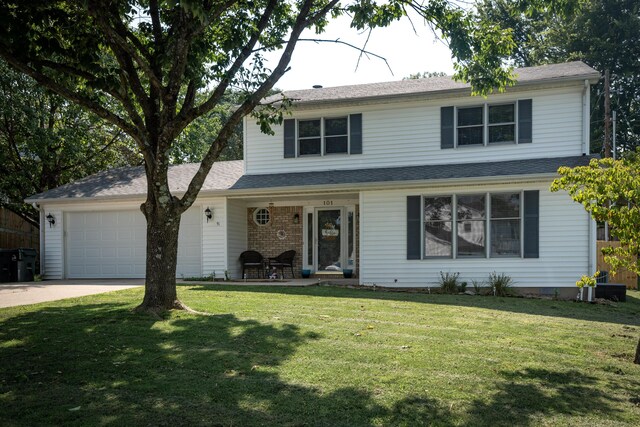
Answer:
[316, 208, 343, 272]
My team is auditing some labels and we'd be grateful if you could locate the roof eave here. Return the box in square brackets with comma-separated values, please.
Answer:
[280, 73, 601, 109]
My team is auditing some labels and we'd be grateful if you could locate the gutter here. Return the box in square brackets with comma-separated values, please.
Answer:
[273, 73, 602, 110]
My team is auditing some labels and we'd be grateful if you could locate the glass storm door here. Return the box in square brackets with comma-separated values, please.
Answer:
[316, 209, 343, 272]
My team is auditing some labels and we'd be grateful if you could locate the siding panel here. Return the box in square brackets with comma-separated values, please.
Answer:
[245, 86, 584, 175]
[360, 183, 590, 288]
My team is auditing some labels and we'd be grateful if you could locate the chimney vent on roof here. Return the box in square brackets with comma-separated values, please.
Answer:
[312, 84, 323, 89]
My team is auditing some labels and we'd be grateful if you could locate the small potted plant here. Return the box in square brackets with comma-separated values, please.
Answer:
[576, 271, 598, 302]
[301, 269, 311, 278]
[343, 269, 353, 279]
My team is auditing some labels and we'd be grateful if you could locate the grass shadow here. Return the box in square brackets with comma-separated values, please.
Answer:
[185, 284, 640, 327]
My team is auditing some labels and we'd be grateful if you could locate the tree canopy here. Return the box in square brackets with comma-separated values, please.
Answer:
[0, 59, 138, 227]
[0, 0, 527, 311]
[478, 0, 640, 154]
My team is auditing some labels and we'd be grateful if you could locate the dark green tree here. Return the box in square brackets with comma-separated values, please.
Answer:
[478, 0, 640, 153]
[0, 59, 138, 227]
[0, 0, 522, 313]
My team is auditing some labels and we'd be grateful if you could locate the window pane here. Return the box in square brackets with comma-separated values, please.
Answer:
[491, 219, 521, 256]
[457, 126, 483, 145]
[424, 197, 452, 221]
[298, 119, 320, 138]
[425, 221, 452, 257]
[457, 107, 483, 126]
[457, 195, 486, 220]
[457, 220, 485, 256]
[325, 117, 348, 136]
[325, 136, 348, 154]
[488, 124, 515, 143]
[299, 138, 321, 155]
[491, 193, 520, 218]
[489, 104, 514, 124]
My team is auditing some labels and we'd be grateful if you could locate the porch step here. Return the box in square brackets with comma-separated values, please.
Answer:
[311, 272, 354, 279]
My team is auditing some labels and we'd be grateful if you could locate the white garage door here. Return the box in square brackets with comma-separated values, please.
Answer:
[66, 209, 202, 278]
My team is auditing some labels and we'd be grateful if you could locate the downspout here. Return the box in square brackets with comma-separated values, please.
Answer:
[582, 79, 590, 155]
[33, 203, 45, 278]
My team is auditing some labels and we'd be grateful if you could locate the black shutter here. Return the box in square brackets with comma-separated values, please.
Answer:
[441, 106, 454, 149]
[523, 190, 539, 258]
[283, 119, 296, 158]
[349, 113, 362, 154]
[407, 196, 421, 260]
[518, 99, 532, 144]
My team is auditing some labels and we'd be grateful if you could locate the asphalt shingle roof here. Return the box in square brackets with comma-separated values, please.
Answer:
[265, 61, 599, 106]
[27, 156, 595, 202]
[27, 160, 244, 201]
[229, 156, 595, 191]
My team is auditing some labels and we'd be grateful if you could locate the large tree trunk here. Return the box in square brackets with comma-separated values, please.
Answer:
[135, 198, 185, 313]
[635, 338, 640, 365]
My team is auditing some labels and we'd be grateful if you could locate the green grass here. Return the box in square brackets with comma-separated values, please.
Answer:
[1, 285, 640, 426]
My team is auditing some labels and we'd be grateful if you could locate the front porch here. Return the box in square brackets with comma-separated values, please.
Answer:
[231, 192, 360, 280]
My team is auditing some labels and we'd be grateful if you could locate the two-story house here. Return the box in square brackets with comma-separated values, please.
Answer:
[26, 61, 600, 294]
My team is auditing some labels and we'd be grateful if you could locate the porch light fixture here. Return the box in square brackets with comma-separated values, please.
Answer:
[204, 207, 213, 222]
[46, 213, 56, 228]
[293, 213, 300, 224]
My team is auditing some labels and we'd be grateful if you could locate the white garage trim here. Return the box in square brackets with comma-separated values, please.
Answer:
[64, 208, 202, 279]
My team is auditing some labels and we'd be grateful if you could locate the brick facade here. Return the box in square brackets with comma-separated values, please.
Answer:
[247, 206, 303, 278]
[246, 205, 360, 279]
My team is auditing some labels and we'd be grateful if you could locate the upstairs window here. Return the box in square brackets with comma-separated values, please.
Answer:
[441, 100, 531, 149]
[298, 117, 348, 156]
[283, 114, 362, 158]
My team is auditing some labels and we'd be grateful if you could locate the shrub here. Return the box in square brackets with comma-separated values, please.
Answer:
[458, 281, 468, 293]
[438, 271, 460, 294]
[488, 272, 514, 297]
[471, 279, 485, 295]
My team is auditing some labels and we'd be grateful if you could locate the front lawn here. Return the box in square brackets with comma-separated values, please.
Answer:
[1, 285, 639, 426]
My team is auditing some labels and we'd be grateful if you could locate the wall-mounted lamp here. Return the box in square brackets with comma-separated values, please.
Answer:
[204, 207, 213, 222]
[293, 213, 300, 224]
[46, 213, 56, 228]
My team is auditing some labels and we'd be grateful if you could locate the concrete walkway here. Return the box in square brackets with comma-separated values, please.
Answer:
[0, 279, 144, 308]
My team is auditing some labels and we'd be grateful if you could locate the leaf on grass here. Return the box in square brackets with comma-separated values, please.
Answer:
[68, 406, 81, 411]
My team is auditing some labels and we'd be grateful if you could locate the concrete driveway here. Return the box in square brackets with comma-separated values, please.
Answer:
[0, 279, 144, 308]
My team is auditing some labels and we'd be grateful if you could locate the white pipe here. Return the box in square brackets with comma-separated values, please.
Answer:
[583, 80, 590, 155]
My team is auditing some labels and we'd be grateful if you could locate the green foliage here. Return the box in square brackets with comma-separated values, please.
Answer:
[488, 271, 514, 296]
[478, 0, 640, 152]
[471, 279, 486, 295]
[403, 71, 447, 80]
[551, 154, 640, 275]
[438, 271, 460, 294]
[576, 271, 599, 288]
[0, 59, 137, 226]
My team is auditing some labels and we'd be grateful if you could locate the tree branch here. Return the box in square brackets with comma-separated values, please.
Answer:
[0, 47, 144, 147]
[179, 0, 318, 210]
[173, 0, 280, 138]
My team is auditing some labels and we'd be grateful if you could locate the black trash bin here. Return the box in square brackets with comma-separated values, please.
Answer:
[16, 248, 37, 282]
[0, 249, 18, 283]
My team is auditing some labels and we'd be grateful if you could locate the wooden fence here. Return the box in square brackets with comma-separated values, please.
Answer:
[596, 240, 638, 289]
[0, 207, 39, 249]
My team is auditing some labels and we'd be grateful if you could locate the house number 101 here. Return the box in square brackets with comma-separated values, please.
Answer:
[323, 201, 334, 206]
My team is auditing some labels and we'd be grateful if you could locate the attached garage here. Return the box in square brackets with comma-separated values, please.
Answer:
[65, 208, 202, 279]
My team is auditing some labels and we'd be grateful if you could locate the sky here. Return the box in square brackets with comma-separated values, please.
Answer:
[264, 13, 456, 91]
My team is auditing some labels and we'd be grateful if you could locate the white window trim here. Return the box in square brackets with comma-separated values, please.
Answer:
[253, 208, 271, 226]
[454, 102, 519, 148]
[296, 116, 350, 157]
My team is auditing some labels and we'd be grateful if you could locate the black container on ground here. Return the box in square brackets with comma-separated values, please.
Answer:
[16, 248, 37, 282]
[0, 249, 18, 282]
[595, 283, 626, 302]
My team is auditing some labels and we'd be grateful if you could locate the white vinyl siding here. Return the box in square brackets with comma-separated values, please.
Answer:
[360, 182, 590, 288]
[226, 199, 248, 279]
[201, 198, 227, 278]
[245, 85, 584, 175]
[42, 209, 64, 279]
